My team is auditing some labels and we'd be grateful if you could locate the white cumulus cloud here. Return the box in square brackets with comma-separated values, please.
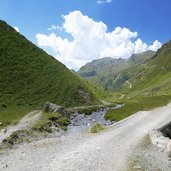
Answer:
[48, 25, 62, 31]
[134, 38, 148, 53]
[97, 0, 112, 4]
[36, 11, 162, 70]
[149, 40, 162, 51]
[13, 26, 20, 32]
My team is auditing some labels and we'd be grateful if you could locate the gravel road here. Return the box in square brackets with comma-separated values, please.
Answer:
[1, 103, 171, 171]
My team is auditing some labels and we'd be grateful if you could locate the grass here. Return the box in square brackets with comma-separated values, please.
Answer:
[90, 123, 104, 133]
[0, 107, 31, 128]
[105, 95, 171, 121]
[76, 106, 104, 115]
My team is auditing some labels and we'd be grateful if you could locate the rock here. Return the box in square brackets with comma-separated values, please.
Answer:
[133, 165, 141, 170]
[159, 148, 164, 152]
[92, 119, 96, 122]
[73, 113, 77, 117]
[44, 102, 64, 113]
[150, 130, 170, 148]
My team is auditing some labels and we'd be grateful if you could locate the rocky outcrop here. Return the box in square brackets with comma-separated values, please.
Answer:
[150, 122, 171, 161]
[150, 129, 170, 148]
[44, 102, 64, 113]
[77, 87, 92, 103]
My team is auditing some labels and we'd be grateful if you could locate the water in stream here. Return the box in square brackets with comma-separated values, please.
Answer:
[67, 104, 124, 135]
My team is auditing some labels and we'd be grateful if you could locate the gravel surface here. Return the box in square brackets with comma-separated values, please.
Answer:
[128, 135, 171, 171]
[1, 103, 171, 171]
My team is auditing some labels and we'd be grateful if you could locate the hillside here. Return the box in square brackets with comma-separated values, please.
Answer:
[78, 50, 155, 88]
[0, 20, 105, 109]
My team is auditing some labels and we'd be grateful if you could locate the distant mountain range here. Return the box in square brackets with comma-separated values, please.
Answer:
[0, 20, 105, 109]
[78, 50, 156, 90]
[78, 41, 171, 98]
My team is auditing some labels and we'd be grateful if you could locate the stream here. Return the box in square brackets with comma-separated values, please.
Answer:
[67, 104, 124, 135]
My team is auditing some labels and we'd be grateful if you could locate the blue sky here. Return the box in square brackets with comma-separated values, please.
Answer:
[0, 0, 171, 69]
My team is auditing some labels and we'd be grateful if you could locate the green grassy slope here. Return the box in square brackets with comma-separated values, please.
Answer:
[0, 20, 106, 110]
[105, 95, 171, 121]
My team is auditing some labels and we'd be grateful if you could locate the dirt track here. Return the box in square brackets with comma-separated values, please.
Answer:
[0, 110, 42, 142]
[1, 104, 171, 171]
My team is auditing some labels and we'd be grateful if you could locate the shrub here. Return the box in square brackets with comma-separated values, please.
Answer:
[90, 123, 104, 133]
[58, 117, 69, 127]
[46, 128, 53, 133]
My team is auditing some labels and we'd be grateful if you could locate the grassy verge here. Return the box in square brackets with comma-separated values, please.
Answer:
[32, 112, 70, 132]
[127, 135, 151, 171]
[0, 107, 32, 129]
[105, 95, 171, 121]
[68, 102, 117, 115]
[90, 123, 104, 133]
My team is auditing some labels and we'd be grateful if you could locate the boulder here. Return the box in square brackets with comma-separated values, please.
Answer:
[44, 102, 64, 113]
[92, 119, 96, 122]
[150, 129, 170, 148]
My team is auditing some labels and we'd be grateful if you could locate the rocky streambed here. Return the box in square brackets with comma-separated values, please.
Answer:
[43, 102, 124, 135]
[67, 104, 124, 135]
